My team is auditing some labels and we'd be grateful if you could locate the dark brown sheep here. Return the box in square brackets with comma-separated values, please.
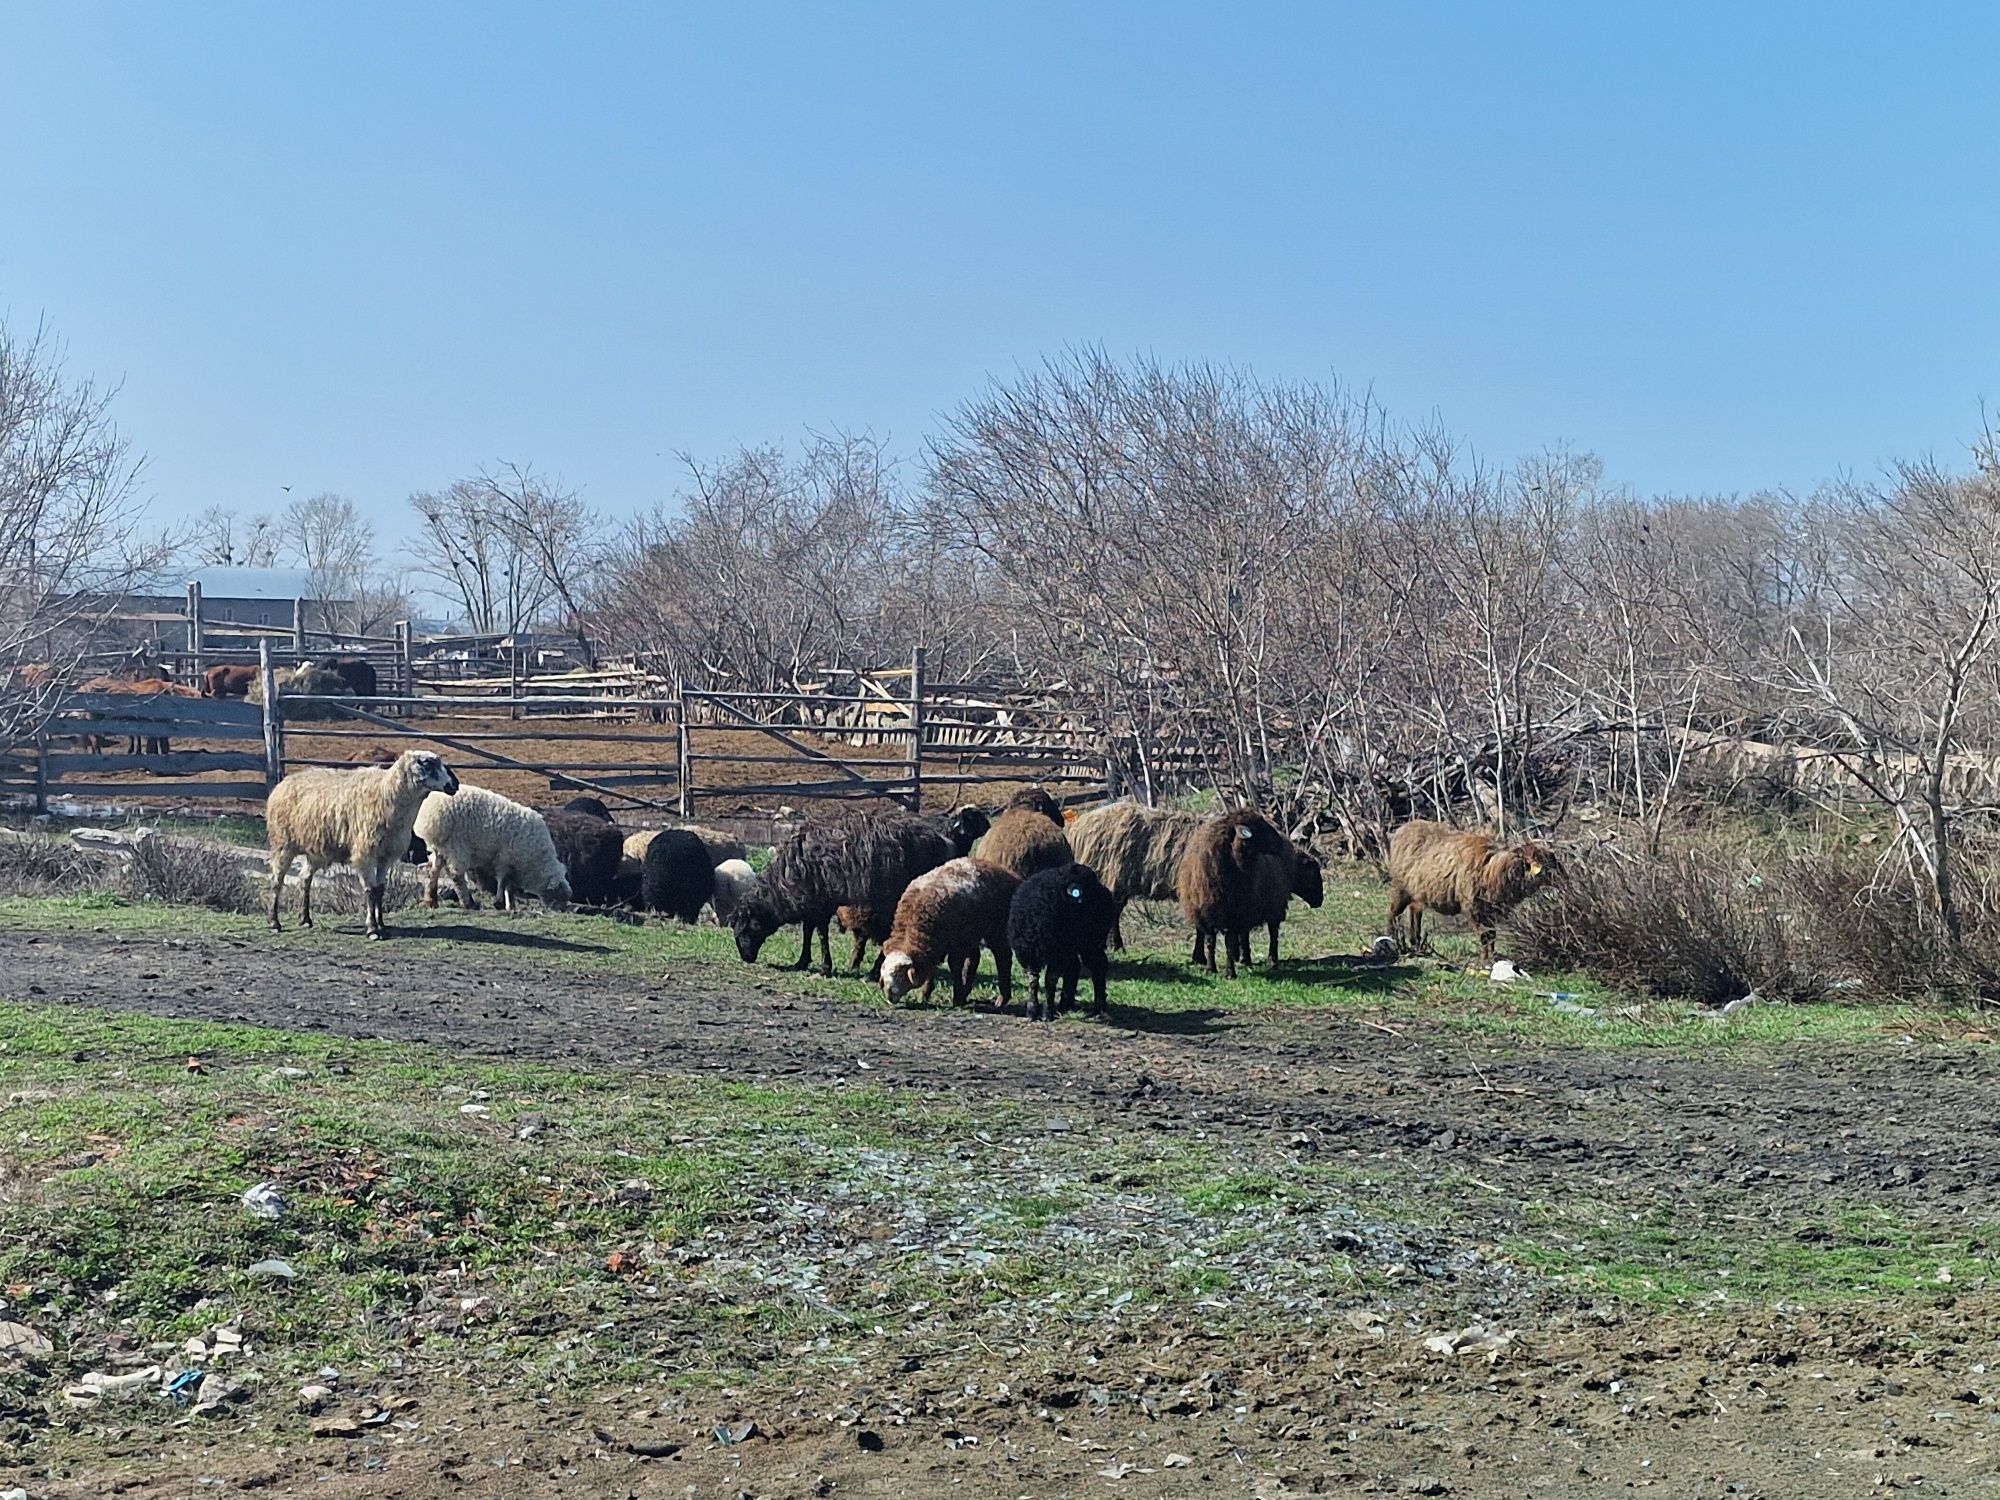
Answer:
[1176, 808, 1288, 978]
[978, 806, 1074, 881]
[1002, 786, 1064, 824]
[1237, 839, 1325, 970]
[879, 857, 1020, 1007]
[1385, 820, 1555, 961]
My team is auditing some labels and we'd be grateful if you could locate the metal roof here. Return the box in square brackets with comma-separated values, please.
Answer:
[129, 567, 348, 603]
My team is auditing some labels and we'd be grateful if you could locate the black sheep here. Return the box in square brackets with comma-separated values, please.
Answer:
[1007, 861, 1119, 1022]
[934, 804, 992, 856]
[641, 828, 713, 922]
[730, 806, 955, 975]
[561, 795, 615, 823]
[544, 810, 625, 906]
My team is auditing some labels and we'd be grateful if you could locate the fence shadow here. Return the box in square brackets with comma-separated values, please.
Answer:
[396, 923, 613, 956]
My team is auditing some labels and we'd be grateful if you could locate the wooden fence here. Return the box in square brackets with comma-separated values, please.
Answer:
[2, 647, 1117, 816]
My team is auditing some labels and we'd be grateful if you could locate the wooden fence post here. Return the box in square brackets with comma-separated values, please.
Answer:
[395, 620, 413, 701]
[676, 679, 693, 817]
[292, 598, 307, 657]
[33, 732, 48, 814]
[187, 581, 205, 677]
[259, 639, 284, 790]
[907, 646, 927, 812]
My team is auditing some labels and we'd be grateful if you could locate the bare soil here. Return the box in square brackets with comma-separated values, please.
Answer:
[6, 927, 2000, 1496]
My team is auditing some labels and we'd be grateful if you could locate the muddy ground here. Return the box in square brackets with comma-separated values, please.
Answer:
[6, 927, 2000, 1497]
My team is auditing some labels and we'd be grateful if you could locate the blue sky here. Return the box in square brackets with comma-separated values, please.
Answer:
[3, 1, 1995, 542]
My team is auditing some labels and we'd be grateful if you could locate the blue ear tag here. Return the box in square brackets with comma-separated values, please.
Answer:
[1068, 885, 1083, 899]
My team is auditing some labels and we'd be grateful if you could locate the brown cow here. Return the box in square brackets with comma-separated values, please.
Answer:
[203, 664, 258, 699]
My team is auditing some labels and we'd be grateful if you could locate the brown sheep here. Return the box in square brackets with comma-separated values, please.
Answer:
[1385, 820, 1555, 961]
[1003, 786, 1064, 824]
[1176, 808, 1288, 978]
[879, 857, 1020, 1007]
[978, 806, 1074, 881]
[836, 902, 893, 976]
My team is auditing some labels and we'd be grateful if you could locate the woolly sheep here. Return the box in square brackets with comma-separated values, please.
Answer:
[560, 795, 615, 823]
[623, 825, 748, 868]
[266, 750, 460, 938]
[1066, 800, 1201, 949]
[641, 828, 713, 922]
[415, 782, 573, 912]
[1386, 821, 1555, 961]
[977, 806, 1074, 882]
[731, 807, 954, 975]
[710, 858, 758, 923]
[1238, 839, 1325, 970]
[1177, 809, 1288, 978]
[544, 810, 625, 906]
[880, 857, 1020, 1007]
[1008, 861, 1120, 1021]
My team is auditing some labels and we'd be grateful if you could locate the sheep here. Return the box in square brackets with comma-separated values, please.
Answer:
[1004, 786, 1064, 823]
[561, 795, 615, 823]
[641, 829, 714, 921]
[1177, 808, 1289, 978]
[1008, 861, 1120, 1021]
[835, 902, 891, 975]
[414, 782, 573, 912]
[710, 857, 758, 922]
[623, 824, 748, 868]
[323, 656, 378, 698]
[880, 858, 1020, 1007]
[202, 664, 257, 699]
[977, 805, 1074, 882]
[1236, 839, 1325, 970]
[1385, 821, 1556, 961]
[731, 807, 954, 975]
[933, 803, 992, 856]
[832, 811, 989, 966]
[1066, 800, 1202, 949]
[543, 809, 625, 906]
[266, 749, 460, 938]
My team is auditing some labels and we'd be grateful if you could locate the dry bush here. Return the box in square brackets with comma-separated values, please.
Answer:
[119, 837, 255, 913]
[1509, 842, 1828, 1007]
[1512, 835, 2000, 1008]
[0, 833, 98, 896]
[298, 863, 425, 916]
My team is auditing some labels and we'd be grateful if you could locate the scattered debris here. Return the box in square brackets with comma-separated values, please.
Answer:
[297, 1383, 336, 1413]
[1488, 960, 1525, 984]
[713, 1419, 759, 1446]
[64, 1366, 164, 1405]
[245, 1257, 296, 1280]
[0, 1321, 52, 1359]
[615, 1179, 655, 1207]
[240, 1182, 287, 1219]
[1422, 1325, 1516, 1363]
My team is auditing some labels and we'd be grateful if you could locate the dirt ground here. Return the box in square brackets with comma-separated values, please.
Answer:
[6, 926, 2000, 1497]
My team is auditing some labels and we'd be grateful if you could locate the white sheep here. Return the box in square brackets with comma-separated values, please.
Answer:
[266, 749, 460, 939]
[413, 782, 573, 911]
[710, 857, 758, 922]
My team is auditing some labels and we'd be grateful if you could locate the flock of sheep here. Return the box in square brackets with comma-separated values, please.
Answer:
[261, 748, 1558, 1016]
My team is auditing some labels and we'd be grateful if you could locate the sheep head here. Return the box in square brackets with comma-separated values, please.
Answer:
[881, 951, 929, 1003]
[730, 896, 781, 963]
[400, 751, 459, 796]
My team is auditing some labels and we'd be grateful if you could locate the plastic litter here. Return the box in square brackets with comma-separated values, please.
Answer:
[240, 1182, 287, 1219]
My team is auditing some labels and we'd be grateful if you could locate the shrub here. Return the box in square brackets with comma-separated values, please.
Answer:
[0, 832, 97, 897]
[119, 836, 255, 914]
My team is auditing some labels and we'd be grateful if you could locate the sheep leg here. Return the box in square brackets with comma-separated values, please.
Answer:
[425, 858, 442, 909]
[1025, 969, 1042, 1021]
[1085, 950, 1108, 1016]
[1059, 958, 1081, 1018]
[1386, 887, 1409, 947]
[298, 867, 314, 928]
[498, 874, 515, 913]
[848, 929, 867, 972]
[1189, 929, 1207, 968]
[793, 925, 813, 969]
[451, 869, 480, 912]
[817, 920, 834, 977]
[1408, 904, 1425, 952]
[1267, 920, 1281, 969]
[991, 942, 1013, 1009]
[1109, 901, 1128, 952]
[1478, 924, 1498, 963]
[267, 850, 292, 931]
[1222, 927, 1240, 980]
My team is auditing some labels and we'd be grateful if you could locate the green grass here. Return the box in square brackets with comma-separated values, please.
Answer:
[0, 850, 1952, 1051]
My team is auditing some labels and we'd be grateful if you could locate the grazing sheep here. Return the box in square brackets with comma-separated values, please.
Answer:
[543, 809, 625, 906]
[202, 664, 257, 699]
[641, 829, 713, 922]
[414, 782, 573, 912]
[1008, 861, 1120, 1021]
[266, 749, 460, 937]
[561, 795, 615, 823]
[323, 656, 378, 698]
[880, 858, 1020, 1007]
[1386, 821, 1555, 961]
[623, 824, 747, 868]
[710, 858, 758, 922]
[731, 807, 954, 975]
[1066, 800, 1202, 949]
[1237, 839, 1325, 970]
[1177, 809, 1288, 978]
[978, 806, 1074, 882]
[932, 803, 992, 856]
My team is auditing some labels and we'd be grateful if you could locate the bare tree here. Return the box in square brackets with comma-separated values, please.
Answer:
[185, 505, 278, 568]
[277, 491, 375, 633]
[0, 319, 164, 743]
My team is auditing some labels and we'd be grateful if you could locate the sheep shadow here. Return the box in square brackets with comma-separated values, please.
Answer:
[1094, 1002, 1236, 1037]
[1106, 955, 1212, 988]
[1275, 956, 1428, 993]
[399, 923, 614, 955]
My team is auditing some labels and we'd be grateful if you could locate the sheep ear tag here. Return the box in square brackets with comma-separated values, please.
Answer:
[1068, 885, 1083, 900]
[1529, 862, 1544, 876]
[1236, 826, 1251, 839]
